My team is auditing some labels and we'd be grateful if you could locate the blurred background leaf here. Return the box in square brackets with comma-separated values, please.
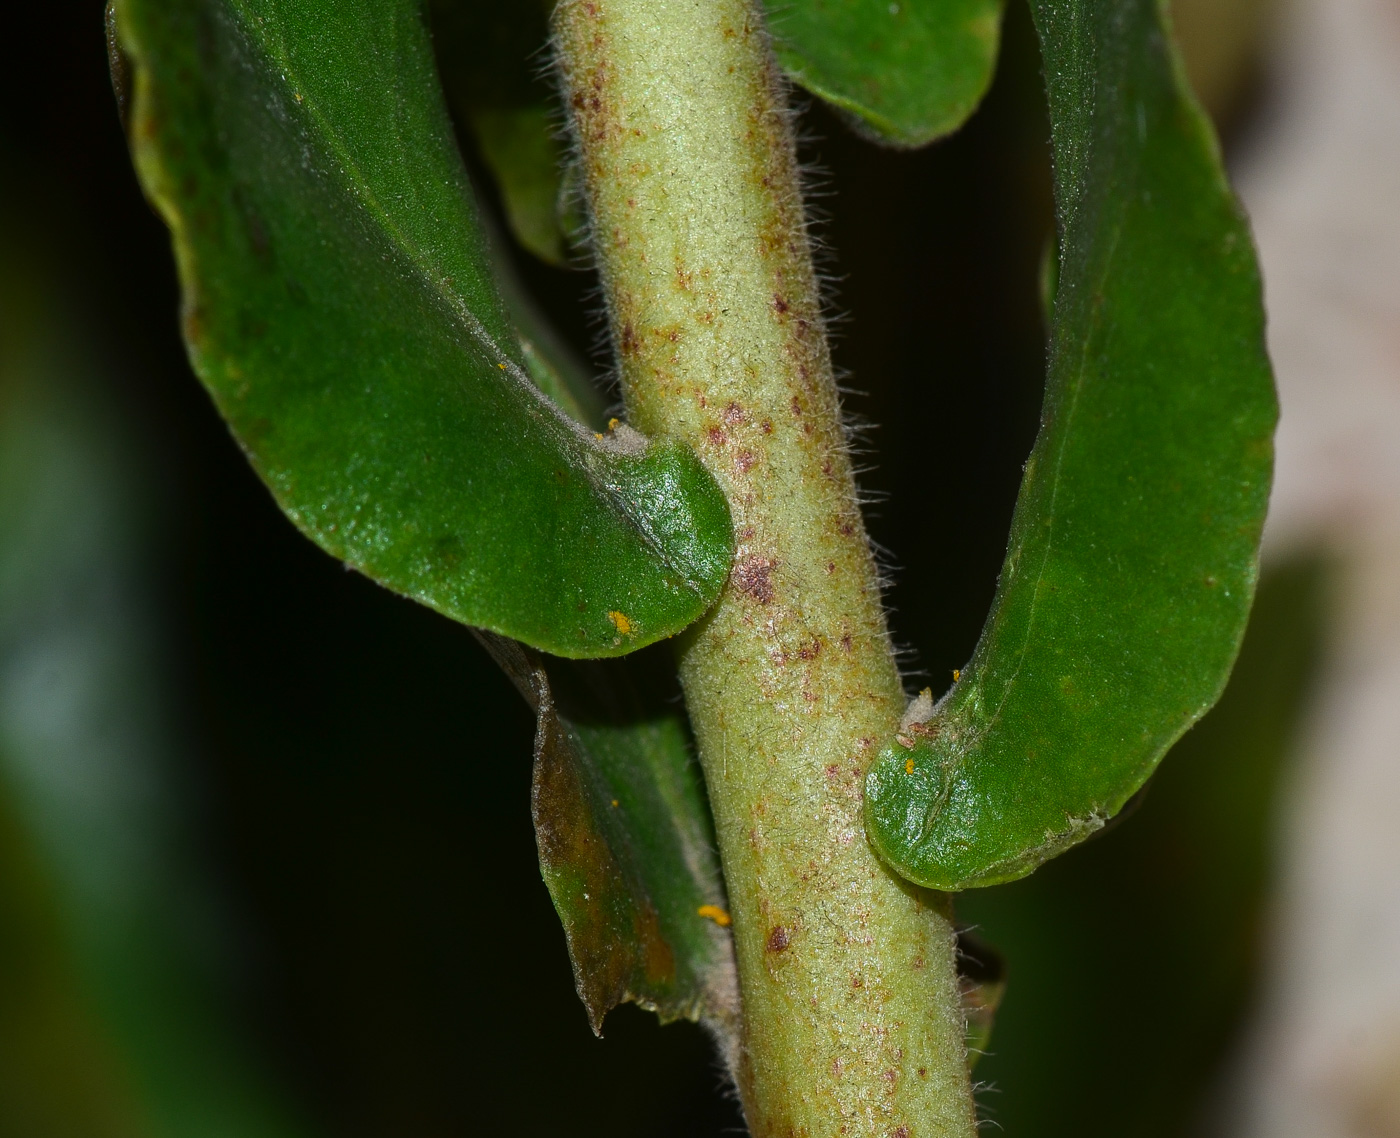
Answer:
[0, 235, 311, 1138]
[429, 0, 577, 267]
[1171, 0, 1276, 126]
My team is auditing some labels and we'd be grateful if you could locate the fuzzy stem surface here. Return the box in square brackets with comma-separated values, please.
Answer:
[554, 1, 977, 1133]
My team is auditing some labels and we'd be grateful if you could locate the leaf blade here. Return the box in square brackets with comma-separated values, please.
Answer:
[764, 0, 1006, 147]
[477, 634, 739, 1057]
[865, 0, 1276, 889]
[115, 0, 732, 659]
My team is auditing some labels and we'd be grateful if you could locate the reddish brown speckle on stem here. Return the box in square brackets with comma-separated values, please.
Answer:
[708, 426, 728, 448]
[767, 926, 790, 953]
[733, 555, 777, 604]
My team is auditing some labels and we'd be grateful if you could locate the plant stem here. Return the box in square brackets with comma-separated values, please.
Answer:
[554, 1, 977, 1133]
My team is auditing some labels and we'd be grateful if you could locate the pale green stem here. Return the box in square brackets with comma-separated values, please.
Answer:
[554, 1, 978, 1134]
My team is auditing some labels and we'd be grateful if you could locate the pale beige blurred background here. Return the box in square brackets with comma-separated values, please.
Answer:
[1179, 0, 1400, 1133]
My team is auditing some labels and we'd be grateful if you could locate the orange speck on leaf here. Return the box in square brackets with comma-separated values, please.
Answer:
[697, 904, 732, 927]
[608, 417, 620, 430]
[953, 669, 961, 682]
[607, 611, 633, 635]
[905, 758, 915, 775]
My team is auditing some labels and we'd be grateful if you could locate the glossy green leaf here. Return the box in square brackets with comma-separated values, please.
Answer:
[114, 0, 732, 659]
[764, 0, 1005, 147]
[488, 224, 608, 429]
[476, 633, 739, 1054]
[865, 0, 1276, 889]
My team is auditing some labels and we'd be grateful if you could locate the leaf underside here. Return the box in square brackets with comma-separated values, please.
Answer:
[864, 0, 1277, 890]
[763, 0, 1006, 147]
[114, 0, 732, 660]
[477, 634, 739, 1056]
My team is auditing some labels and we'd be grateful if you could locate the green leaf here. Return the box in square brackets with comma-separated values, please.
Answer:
[764, 0, 1005, 147]
[487, 218, 609, 429]
[472, 106, 571, 266]
[864, 0, 1276, 889]
[113, 0, 733, 660]
[476, 633, 739, 1055]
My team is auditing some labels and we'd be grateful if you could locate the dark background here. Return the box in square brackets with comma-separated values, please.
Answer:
[2, 3, 1318, 1135]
